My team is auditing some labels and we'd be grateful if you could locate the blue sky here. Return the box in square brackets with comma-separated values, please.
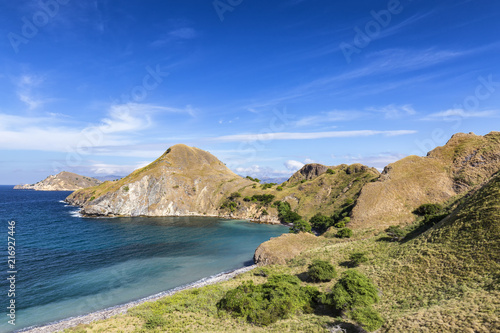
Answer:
[1, 0, 499, 184]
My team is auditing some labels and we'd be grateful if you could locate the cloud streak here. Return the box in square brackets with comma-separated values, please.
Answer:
[211, 130, 417, 142]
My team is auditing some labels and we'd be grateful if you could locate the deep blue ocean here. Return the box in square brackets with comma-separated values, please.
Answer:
[0, 186, 286, 332]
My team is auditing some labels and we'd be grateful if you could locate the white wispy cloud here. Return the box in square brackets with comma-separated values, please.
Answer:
[211, 130, 417, 142]
[0, 102, 192, 152]
[234, 165, 294, 178]
[90, 161, 151, 175]
[16, 74, 48, 110]
[366, 104, 416, 119]
[422, 109, 498, 120]
[240, 46, 473, 112]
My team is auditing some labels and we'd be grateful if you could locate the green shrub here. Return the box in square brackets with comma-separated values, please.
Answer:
[336, 228, 353, 238]
[220, 201, 237, 212]
[276, 201, 303, 225]
[261, 209, 269, 216]
[349, 252, 368, 267]
[276, 186, 283, 191]
[251, 194, 275, 205]
[413, 203, 443, 216]
[308, 260, 337, 282]
[123, 186, 129, 192]
[330, 270, 383, 331]
[326, 168, 335, 174]
[350, 306, 384, 332]
[229, 192, 241, 200]
[261, 183, 276, 190]
[300, 179, 307, 183]
[334, 221, 346, 228]
[385, 225, 405, 241]
[218, 275, 320, 326]
[309, 213, 332, 233]
[246, 176, 260, 183]
[290, 219, 312, 234]
[243, 196, 251, 202]
[89, 196, 95, 201]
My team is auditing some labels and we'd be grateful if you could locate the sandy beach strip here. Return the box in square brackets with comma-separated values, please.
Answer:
[19, 265, 257, 333]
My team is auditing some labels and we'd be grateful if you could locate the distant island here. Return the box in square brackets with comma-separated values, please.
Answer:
[14, 171, 102, 191]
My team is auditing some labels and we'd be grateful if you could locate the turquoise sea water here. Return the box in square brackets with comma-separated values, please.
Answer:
[0, 186, 286, 332]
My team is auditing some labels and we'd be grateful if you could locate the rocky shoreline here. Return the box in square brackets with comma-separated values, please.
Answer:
[19, 265, 257, 333]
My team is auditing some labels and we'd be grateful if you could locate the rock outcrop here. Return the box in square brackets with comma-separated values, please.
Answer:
[350, 131, 500, 230]
[287, 163, 329, 182]
[14, 171, 102, 191]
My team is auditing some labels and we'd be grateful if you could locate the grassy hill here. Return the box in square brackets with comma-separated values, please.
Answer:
[351, 131, 500, 230]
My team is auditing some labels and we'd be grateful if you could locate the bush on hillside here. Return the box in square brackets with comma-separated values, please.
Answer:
[336, 228, 353, 238]
[309, 213, 333, 233]
[413, 203, 443, 216]
[290, 219, 312, 234]
[250, 194, 275, 205]
[308, 260, 337, 282]
[385, 225, 405, 241]
[276, 201, 303, 225]
[330, 270, 383, 331]
[217, 274, 320, 326]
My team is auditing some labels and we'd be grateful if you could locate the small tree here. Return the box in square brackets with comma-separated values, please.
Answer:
[330, 270, 383, 331]
[290, 219, 312, 234]
[308, 260, 337, 282]
[336, 228, 353, 238]
[326, 168, 335, 174]
[413, 203, 442, 216]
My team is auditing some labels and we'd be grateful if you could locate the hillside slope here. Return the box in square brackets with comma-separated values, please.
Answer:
[221, 163, 379, 222]
[351, 131, 500, 230]
[14, 171, 102, 191]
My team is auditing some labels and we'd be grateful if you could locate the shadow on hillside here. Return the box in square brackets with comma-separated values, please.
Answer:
[325, 321, 369, 333]
[296, 271, 309, 282]
[339, 260, 356, 268]
[400, 213, 448, 244]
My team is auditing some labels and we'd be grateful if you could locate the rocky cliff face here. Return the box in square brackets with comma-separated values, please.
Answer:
[287, 163, 329, 182]
[350, 132, 500, 230]
[66, 144, 253, 217]
[14, 171, 102, 191]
